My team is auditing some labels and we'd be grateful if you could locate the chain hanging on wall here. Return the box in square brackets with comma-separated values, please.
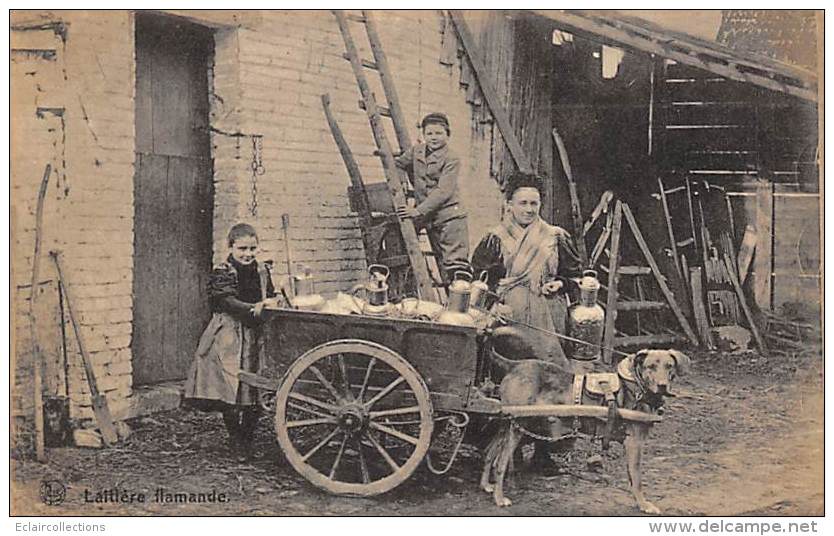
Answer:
[249, 135, 265, 217]
[207, 126, 265, 218]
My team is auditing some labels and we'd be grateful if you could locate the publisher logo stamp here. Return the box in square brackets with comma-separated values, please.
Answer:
[39, 480, 66, 506]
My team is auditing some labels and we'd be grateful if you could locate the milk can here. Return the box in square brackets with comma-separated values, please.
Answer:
[468, 271, 490, 322]
[567, 269, 605, 361]
[352, 264, 394, 316]
[292, 266, 326, 311]
[436, 271, 476, 327]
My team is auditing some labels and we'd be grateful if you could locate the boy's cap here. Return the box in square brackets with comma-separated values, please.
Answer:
[421, 112, 450, 130]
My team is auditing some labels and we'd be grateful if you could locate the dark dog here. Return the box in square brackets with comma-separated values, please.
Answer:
[481, 332, 690, 513]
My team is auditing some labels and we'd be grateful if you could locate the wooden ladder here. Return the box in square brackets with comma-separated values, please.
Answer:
[591, 199, 699, 363]
[333, 10, 442, 302]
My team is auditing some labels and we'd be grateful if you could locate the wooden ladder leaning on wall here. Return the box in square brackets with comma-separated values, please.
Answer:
[330, 10, 443, 303]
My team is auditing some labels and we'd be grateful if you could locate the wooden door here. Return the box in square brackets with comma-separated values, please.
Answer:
[132, 14, 213, 385]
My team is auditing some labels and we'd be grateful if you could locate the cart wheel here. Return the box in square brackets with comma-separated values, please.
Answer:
[275, 339, 433, 496]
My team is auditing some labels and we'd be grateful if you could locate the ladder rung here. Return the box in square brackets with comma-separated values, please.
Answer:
[358, 99, 391, 117]
[343, 53, 378, 70]
[677, 237, 696, 247]
[345, 13, 367, 23]
[614, 334, 684, 347]
[663, 185, 686, 195]
[616, 300, 668, 311]
[600, 265, 651, 275]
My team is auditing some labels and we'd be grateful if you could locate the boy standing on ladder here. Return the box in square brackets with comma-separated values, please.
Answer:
[395, 112, 471, 284]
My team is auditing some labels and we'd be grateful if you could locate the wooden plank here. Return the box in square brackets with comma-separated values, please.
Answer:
[29, 163, 51, 462]
[333, 11, 436, 302]
[658, 177, 682, 283]
[724, 254, 767, 352]
[161, 156, 181, 381]
[448, 10, 533, 173]
[132, 154, 168, 385]
[502, 404, 662, 423]
[736, 225, 757, 284]
[689, 267, 715, 348]
[552, 128, 588, 265]
[602, 201, 623, 364]
[616, 300, 667, 311]
[754, 180, 774, 310]
[622, 203, 699, 346]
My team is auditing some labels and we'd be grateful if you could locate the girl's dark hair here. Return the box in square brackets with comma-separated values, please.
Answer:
[227, 223, 258, 247]
[504, 171, 544, 201]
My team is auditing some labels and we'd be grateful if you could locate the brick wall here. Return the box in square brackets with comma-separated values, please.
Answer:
[11, 10, 136, 430]
[11, 10, 506, 439]
[209, 10, 504, 292]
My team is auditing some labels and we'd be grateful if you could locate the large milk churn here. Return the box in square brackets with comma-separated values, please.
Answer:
[436, 271, 476, 327]
[567, 269, 605, 361]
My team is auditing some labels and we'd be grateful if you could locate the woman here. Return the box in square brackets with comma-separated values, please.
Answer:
[472, 172, 582, 365]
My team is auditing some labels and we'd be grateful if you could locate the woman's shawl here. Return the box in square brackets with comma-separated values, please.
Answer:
[492, 216, 565, 296]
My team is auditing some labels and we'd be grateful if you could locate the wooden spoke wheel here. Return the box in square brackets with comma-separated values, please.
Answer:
[274, 339, 433, 496]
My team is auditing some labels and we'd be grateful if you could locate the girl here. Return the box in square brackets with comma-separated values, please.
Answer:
[184, 223, 278, 453]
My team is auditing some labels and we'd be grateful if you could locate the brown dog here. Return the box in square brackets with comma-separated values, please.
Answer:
[480, 341, 690, 514]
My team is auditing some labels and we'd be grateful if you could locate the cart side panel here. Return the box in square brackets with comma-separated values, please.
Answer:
[261, 309, 478, 411]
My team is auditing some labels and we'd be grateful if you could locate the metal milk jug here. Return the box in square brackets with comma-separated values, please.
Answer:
[567, 269, 605, 361]
[468, 270, 490, 321]
[436, 271, 476, 327]
[352, 264, 394, 316]
[292, 266, 326, 311]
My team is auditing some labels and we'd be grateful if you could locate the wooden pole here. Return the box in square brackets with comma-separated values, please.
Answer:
[689, 267, 715, 349]
[52, 251, 119, 446]
[321, 94, 374, 255]
[602, 201, 623, 364]
[29, 163, 51, 462]
[552, 128, 588, 265]
[725, 254, 767, 352]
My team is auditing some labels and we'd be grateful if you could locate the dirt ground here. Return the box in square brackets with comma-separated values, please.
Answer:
[11, 344, 823, 517]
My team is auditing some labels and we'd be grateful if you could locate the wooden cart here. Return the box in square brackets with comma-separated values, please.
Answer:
[240, 308, 660, 497]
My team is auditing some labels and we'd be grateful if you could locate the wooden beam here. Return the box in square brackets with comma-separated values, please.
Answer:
[552, 128, 588, 265]
[602, 201, 623, 364]
[448, 10, 533, 173]
[754, 180, 773, 310]
[622, 203, 699, 346]
[531, 10, 817, 102]
[501, 404, 662, 423]
[321, 94, 375, 259]
[689, 267, 715, 349]
[724, 254, 767, 352]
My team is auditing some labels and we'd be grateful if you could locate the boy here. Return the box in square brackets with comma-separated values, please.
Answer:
[394, 112, 471, 284]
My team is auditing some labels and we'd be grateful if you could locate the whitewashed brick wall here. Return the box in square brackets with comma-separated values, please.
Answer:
[12, 10, 505, 437]
[11, 10, 135, 427]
